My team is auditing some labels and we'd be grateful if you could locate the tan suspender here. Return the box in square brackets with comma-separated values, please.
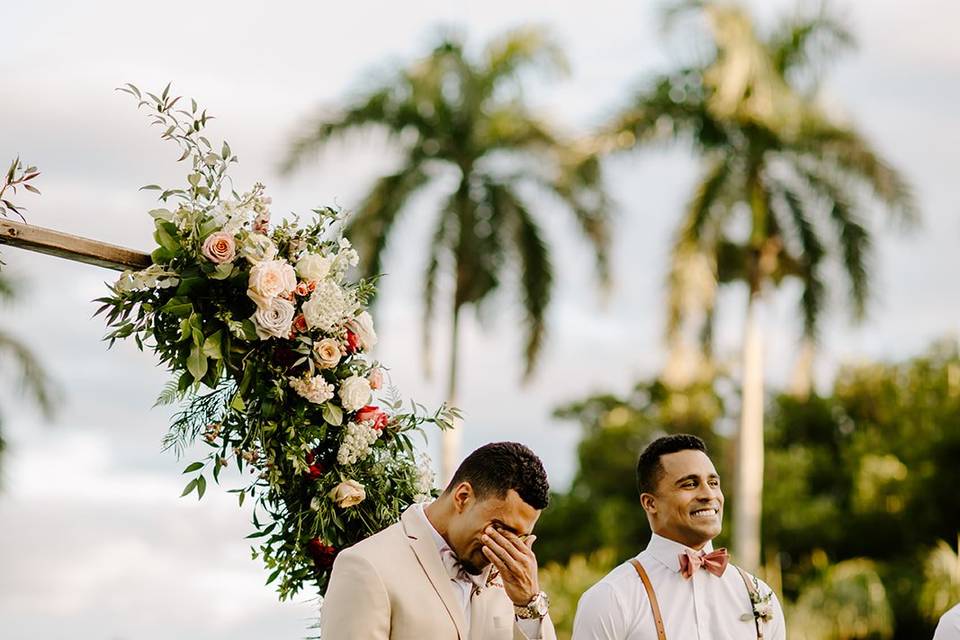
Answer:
[629, 558, 765, 640]
[630, 559, 667, 640]
[734, 566, 765, 640]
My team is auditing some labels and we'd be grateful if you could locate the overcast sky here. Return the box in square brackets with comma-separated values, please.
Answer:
[1, 1, 958, 637]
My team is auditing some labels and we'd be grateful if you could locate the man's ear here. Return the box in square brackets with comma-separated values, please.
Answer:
[451, 481, 474, 513]
[640, 492, 657, 516]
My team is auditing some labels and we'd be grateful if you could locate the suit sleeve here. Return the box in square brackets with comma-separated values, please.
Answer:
[320, 549, 391, 640]
[514, 614, 557, 640]
[571, 583, 627, 640]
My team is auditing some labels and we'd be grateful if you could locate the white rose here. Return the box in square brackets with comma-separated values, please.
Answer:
[247, 259, 297, 308]
[314, 338, 342, 369]
[329, 479, 366, 508]
[349, 311, 378, 351]
[339, 375, 372, 412]
[252, 297, 295, 340]
[241, 233, 278, 264]
[296, 253, 332, 282]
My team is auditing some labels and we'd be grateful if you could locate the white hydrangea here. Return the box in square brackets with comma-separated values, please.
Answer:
[289, 374, 335, 404]
[114, 265, 179, 293]
[413, 454, 436, 503]
[301, 280, 357, 332]
[336, 421, 382, 466]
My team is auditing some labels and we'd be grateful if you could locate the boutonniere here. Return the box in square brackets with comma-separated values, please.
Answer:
[739, 576, 774, 624]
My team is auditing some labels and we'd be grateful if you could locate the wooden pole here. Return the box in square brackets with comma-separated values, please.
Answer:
[0, 219, 151, 272]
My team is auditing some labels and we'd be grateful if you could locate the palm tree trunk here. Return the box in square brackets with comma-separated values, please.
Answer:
[440, 303, 461, 486]
[734, 291, 764, 574]
[788, 337, 815, 399]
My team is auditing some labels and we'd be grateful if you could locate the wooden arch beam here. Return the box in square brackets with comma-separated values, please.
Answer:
[0, 219, 151, 272]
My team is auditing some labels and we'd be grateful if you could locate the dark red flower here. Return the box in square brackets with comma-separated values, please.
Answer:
[306, 538, 337, 569]
[344, 330, 360, 354]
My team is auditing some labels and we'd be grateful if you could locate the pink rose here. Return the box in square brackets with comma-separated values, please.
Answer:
[368, 367, 383, 390]
[201, 232, 236, 264]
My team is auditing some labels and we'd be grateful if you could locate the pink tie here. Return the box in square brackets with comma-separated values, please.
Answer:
[678, 548, 729, 579]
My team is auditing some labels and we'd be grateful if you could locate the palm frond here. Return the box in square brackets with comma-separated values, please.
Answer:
[536, 149, 612, 287]
[345, 163, 430, 283]
[480, 26, 568, 94]
[280, 87, 413, 174]
[778, 186, 826, 338]
[795, 124, 918, 225]
[491, 183, 552, 379]
[768, 8, 854, 84]
[0, 329, 56, 418]
[665, 157, 730, 340]
[800, 166, 871, 319]
[603, 69, 724, 153]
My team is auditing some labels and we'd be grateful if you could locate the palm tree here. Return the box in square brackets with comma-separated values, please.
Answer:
[1, 160, 55, 485]
[603, 2, 916, 571]
[282, 28, 610, 482]
[0, 274, 56, 478]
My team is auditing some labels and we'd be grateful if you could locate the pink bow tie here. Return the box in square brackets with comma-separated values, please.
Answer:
[678, 548, 729, 579]
[440, 546, 486, 590]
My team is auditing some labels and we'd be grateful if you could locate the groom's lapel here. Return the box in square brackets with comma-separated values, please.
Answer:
[401, 506, 469, 640]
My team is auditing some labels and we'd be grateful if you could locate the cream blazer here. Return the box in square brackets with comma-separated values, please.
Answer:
[320, 505, 556, 640]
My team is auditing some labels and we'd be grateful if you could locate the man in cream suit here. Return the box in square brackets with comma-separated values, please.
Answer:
[321, 441, 556, 640]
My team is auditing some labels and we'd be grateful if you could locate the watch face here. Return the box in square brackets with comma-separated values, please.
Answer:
[533, 593, 549, 616]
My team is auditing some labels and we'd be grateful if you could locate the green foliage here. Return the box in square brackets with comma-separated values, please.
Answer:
[0, 156, 41, 221]
[539, 549, 618, 640]
[97, 85, 456, 600]
[788, 559, 894, 639]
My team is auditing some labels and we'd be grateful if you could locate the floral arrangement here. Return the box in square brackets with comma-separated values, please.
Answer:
[97, 84, 455, 599]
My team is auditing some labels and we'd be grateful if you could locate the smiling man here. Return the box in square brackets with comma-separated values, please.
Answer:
[321, 441, 555, 639]
[572, 434, 785, 640]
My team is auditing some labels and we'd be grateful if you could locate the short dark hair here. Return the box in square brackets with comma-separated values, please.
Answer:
[636, 434, 708, 496]
[445, 442, 550, 510]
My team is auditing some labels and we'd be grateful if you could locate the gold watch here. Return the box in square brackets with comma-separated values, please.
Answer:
[514, 591, 549, 619]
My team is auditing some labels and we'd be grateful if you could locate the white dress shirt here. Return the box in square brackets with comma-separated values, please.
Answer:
[935, 603, 960, 639]
[414, 503, 543, 639]
[572, 533, 785, 640]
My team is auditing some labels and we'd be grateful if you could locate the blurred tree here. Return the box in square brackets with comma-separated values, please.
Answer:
[0, 158, 54, 485]
[282, 28, 610, 482]
[788, 558, 894, 640]
[539, 549, 617, 640]
[764, 339, 960, 637]
[601, 1, 916, 571]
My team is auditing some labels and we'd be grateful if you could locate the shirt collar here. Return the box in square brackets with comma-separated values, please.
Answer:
[413, 502, 492, 588]
[643, 532, 715, 573]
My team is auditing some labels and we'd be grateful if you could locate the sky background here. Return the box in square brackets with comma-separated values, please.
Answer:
[1, 1, 958, 637]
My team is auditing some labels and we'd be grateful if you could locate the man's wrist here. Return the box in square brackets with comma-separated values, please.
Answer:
[513, 591, 549, 619]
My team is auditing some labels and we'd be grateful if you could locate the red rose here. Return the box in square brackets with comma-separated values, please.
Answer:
[355, 405, 389, 430]
[307, 463, 325, 479]
[345, 330, 360, 353]
[292, 313, 308, 334]
[306, 538, 337, 569]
